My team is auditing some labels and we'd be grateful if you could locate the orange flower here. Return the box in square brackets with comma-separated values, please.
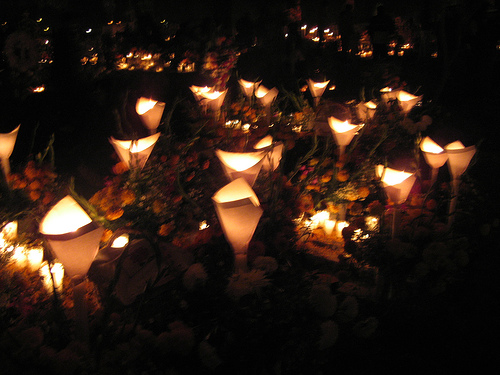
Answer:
[29, 180, 42, 191]
[336, 170, 349, 182]
[101, 229, 113, 243]
[29, 190, 41, 201]
[106, 207, 124, 221]
[321, 175, 332, 183]
[152, 200, 164, 214]
[120, 189, 135, 206]
[112, 161, 128, 175]
[158, 222, 174, 237]
[42, 192, 54, 205]
[357, 186, 370, 199]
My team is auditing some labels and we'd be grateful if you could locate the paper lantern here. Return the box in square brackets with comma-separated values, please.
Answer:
[377, 165, 416, 205]
[420, 136, 448, 186]
[253, 135, 284, 171]
[444, 141, 476, 227]
[216, 149, 266, 186]
[255, 85, 279, 107]
[397, 90, 423, 113]
[307, 79, 330, 106]
[189, 85, 212, 102]
[255, 85, 278, 125]
[356, 101, 377, 121]
[328, 116, 362, 157]
[377, 165, 416, 238]
[136, 97, 165, 134]
[238, 79, 261, 98]
[109, 133, 160, 170]
[212, 178, 263, 272]
[380, 87, 399, 103]
[27, 246, 44, 271]
[323, 219, 336, 236]
[444, 141, 476, 180]
[0, 124, 20, 176]
[40, 195, 104, 278]
[199, 89, 227, 112]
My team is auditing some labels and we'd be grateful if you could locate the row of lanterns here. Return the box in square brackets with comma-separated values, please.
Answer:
[0, 74, 476, 344]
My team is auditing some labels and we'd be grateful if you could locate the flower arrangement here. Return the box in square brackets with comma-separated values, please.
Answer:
[202, 37, 240, 90]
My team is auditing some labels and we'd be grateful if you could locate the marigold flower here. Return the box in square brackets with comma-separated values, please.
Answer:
[29, 190, 41, 201]
[158, 222, 174, 237]
[112, 161, 128, 175]
[106, 207, 124, 221]
[357, 186, 370, 198]
[29, 180, 42, 191]
[152, 200, 164, 214]
[42, 192, 54, 205]
[101, 229, 113, 243]
[120, 189, 136, 205]
[321, 175, 332, 183]
[336, 170, 349, 182]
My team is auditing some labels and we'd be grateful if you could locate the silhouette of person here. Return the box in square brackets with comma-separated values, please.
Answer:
[339, 4, 355, 53]
[368, 5, 395, 59]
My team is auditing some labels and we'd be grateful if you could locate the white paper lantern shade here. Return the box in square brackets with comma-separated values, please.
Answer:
[377, 165, 416, 238]
[444, 141, 476, 180]
[212, 178, 263, 272]
[253, 135, 284, 171]
[40, 196, 104, 278]
[136, 97, 165, 134]
[397, 90, 423, 113]
[327, 116, 362, 157]
[255, 85, 278, 125]
[109, 133, 160, 170]
[238, 79, 262, 98]
[199, 89, 227, 112]
[215, 149, 266, 186]
[380, 87, 399, 103]
[356, 101, 377, 121]
[189, 85, 212, 102]
[444, 141, 476, 227]
[420, 136, 448, 186]
[307, 79, 330, 107]
[0, 124, 20, 177]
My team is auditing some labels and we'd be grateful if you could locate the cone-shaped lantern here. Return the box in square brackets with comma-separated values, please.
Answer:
[444, 141, 476, 180]
[377, 165, 416, 206]
[328, 116, 362, 157]
[40, 196, 104, 278]
[136, 97, 165, 134]
[189, 85, 212, 102]
[199, 89, 227, 112]
[380, 87, 399, 103]
[420, 136, 448, 186]
[110, 133, 160, 170]
[253, 135, 284, 171]
[307, 79, 330, 107]
[0, 125, 20, 177]
[216, 149, 266, 186]
[238, 79, 261, 98]
[255, 85, 278, 125]
[356, 101, 377, 121]
[377, 165, 416, 238]
[212, 178, 263, 272]
[444, 141, 476, 228]
[397, 90, 423, 113]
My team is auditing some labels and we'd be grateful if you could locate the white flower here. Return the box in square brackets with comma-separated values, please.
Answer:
[226, 270, 270, 300]
[336, 296, 359, 322]
[183, 263, 208, 291]
[252, 256, 278, 274]
[309, 284, 337, 317]
[318, 320, 339, 350]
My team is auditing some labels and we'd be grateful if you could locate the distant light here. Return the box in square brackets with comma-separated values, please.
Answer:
[108, 20, 114, 25]
[44, 27, 50, 32]
[37, 18, 43, 23]
[32, 85, 45, 93]
[44, 39, 49, 44]
[86, 28, 92, 34]
[199, 221, 209, 230]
